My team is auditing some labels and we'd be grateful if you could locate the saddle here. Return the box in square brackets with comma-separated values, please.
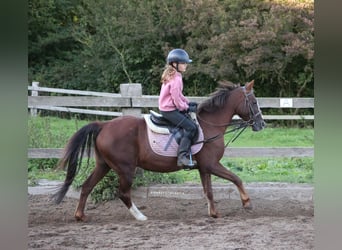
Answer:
[145, 110, 176, 134]
[145, 110, 198, 144]
[143, 110, 204, 157]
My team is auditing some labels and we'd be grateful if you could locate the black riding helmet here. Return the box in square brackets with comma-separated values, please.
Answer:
[166, 49, 192, 64]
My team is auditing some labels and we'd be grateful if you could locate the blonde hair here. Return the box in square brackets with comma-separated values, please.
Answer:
[161, 65, 177, 84]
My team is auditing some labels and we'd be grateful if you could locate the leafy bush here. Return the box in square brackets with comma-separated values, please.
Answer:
[28, 159, 64, 186]
[28, 158, 59, 171]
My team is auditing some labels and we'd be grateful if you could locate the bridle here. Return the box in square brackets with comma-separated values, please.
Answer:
[194, 86, 262, 146]
[243, 86, 263, 126]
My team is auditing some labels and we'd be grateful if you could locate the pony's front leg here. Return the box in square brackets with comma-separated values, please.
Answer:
[199, 172, 220, 218]
[210, 162, 252, 209]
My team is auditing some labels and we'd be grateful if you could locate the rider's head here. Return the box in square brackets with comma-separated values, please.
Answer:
[166, 49, 192, 72]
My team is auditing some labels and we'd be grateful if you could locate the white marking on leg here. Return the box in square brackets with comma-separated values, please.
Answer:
[129, 202, 147, 221]
[206, 196, 211, 216]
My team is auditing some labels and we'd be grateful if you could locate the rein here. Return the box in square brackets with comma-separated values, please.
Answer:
[193, 120, 249, 146]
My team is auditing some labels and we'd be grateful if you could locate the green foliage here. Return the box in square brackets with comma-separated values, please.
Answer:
[28, 0, 82, 85]
[28, 158, 61, 186]
[28, 0, 314, 98]
[28, 158, 64, 186]
[28, 158, 59, 171]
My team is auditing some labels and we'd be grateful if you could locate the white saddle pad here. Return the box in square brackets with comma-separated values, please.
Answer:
[144, 114, 204, 157]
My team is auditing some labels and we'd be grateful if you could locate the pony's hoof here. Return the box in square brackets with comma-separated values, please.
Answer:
[75, 214, 90, 222]
[243, 200, 253, 210]
[210, 212, 221, 218]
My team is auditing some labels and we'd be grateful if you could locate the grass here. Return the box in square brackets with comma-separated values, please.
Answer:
[28, 115, 314, 185]
[28, 116, 89, 148]
[225, 126, 314, 147]
[174, 157, 313, 184]
[28, 116, 314, 148]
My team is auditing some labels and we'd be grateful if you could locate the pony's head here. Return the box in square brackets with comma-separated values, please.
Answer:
[197, 79, 265, 131]
[235, 80, 265, 131]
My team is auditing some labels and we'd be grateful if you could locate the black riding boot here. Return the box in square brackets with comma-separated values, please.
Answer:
[177, 136, 197, 170]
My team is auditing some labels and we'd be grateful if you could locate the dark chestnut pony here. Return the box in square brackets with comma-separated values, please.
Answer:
[53, 80, 265, 221]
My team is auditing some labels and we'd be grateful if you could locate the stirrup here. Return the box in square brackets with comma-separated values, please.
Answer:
[178, 154, 197, 170]
[186, 153, 196, 168]
[183, 162, 196, 170]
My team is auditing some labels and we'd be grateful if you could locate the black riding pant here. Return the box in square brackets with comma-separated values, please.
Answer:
[160, 110, 198, 140]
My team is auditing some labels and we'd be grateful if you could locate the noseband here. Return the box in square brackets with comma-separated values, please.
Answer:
[243, 87, 262, 126]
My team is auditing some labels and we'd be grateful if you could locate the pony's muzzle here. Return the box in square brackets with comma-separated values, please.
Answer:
[252, 120, 266, 131]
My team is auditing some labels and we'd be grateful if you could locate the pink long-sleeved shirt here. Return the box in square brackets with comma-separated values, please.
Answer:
[158, 72, 189, 112]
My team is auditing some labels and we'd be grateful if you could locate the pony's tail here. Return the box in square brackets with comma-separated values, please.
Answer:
[52, 122, 102, 204]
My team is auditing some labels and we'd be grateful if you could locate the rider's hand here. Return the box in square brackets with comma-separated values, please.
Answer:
[188, 102, 198, 113]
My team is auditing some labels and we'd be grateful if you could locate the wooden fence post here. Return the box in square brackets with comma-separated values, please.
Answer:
[30, 81, 39, 117]
[120, 83, 142, 117]
[120, 83, 144, 176]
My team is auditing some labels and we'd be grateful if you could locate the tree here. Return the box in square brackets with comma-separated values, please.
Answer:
[28, 0, 314, 98]
[183, 0, 313, 97]
[28, 0, 82, 86]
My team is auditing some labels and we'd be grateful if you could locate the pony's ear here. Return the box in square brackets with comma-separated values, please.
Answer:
[245, 80, 254, 91]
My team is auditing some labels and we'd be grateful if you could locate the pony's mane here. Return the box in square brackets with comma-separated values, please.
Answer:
[198, 80, 240, 113]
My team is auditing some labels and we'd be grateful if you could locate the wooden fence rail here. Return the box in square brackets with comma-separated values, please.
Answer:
[28, 147, 314, 159]
[28, 82, 314, 159]
[28, 83, 314, 120]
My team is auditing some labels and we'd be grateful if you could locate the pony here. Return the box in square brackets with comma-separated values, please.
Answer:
[53, 80, 265, 221]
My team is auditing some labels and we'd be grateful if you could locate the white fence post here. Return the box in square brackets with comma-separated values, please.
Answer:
[30, 81, 39, 117]
[120, 83, 142, 117]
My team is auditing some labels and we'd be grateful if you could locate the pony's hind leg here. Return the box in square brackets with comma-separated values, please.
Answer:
[117, 170, 147, 221]
[199, 172, 220, 218]
[74, 160, 110, 222]
[210, 162, 252, 209]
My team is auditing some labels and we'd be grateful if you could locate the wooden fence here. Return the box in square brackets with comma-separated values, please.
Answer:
[28, 82, 314, 159]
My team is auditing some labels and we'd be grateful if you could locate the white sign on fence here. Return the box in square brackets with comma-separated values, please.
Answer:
[279, 98, 293, 108]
